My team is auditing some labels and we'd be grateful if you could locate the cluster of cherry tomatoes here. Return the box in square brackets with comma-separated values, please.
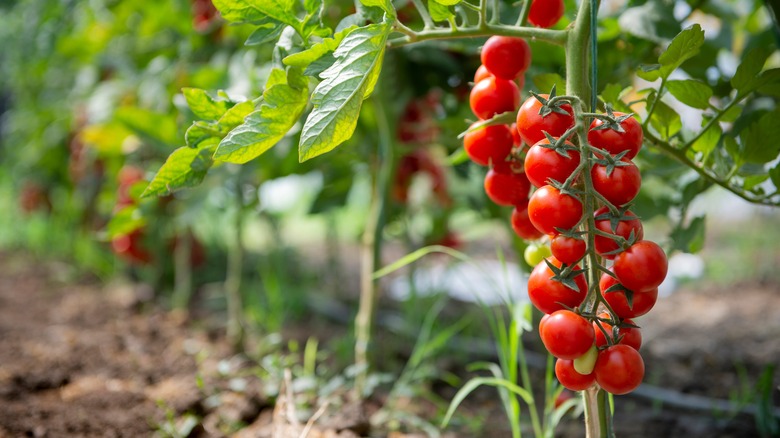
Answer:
[465, 28, 668, 396]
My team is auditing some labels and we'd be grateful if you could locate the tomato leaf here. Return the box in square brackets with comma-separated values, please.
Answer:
[637, 24, 704, 81]
[213, 0, 301, 29]
[731, 47, 772, 95]
[182, 88, 233, 120]
[691, 121, 721, 157]
[184, 101, 255, 148]
[358, 0, 396, 18]
[428, 0, 454, 22]
[283, 25, 357, 68]
[214, 68, 309, 164]
[649, 101, 681, 140]
[142, 140, 218, 198]
[115, 107, 179, 147]
[666, 79, 712, 110]
[670, 215, 706, 254]
[245, 20, 286, 46]
[617, 0, 680, 44]
[298, 22, 391, 162]
[757, 69, 780, 97]
[432, 0, 461, 7]
[740, 109, 780, 164]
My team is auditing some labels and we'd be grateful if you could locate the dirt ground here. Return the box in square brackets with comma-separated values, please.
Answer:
[0, 251, 778, 437]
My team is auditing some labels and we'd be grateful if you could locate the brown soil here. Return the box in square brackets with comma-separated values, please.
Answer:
[0, 251, 778, 437]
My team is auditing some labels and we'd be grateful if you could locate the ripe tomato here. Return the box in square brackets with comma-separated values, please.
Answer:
[588, 113, 643, 160]
[511, 203, 544, 240]
[484, 169, 531, 206]
[480, 36, 531, 80]
[474, 64, 491, 83]
[528, 0, 565, 28]
[591, 160, 641, 207]
[524, 138, 580, 188]
[540, 310, 595, 359]
[528, 185, 583, 235]
[510, 122, 523, 148]
[555, 359, 595, 391]
[516, 95, 575, 146]
[593, 312, 642, 350]
[594, 345, 645, 395]
[551, 235, 586, 265]
[599, 273, 658, 318]
[593, 207, 643, 259]
[470, 76, 520, 120]
[112, 229, 153, 265]
[463, 123, 514, 167]
[527, 256, 587, 314]
[613, 240, 668, 292]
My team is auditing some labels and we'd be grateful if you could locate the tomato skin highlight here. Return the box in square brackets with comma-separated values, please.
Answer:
[528, 0, 565, 28]
[480, 36, 531, 80]
[556, 359, 596, 391]
[540, 310, 595, 360]
[588, 112, 643, 160]
[511, 203, 545, 240]
[613, 240, 668, 292]
[463, 123, 514, 167]
[470, 76, 520, 120]
[594, 345, 645, 395]
[527, 256, 588, 314]
[516, 95, 575, 146]
[524, 138, 581, 188]
[591, 159, 641, 207]
[484, 169, 531, 206]
[528, 185, 583, 235]
[599, 273, 658, 319]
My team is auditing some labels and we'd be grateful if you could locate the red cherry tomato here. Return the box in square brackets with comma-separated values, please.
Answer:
[599, 273, 658, 319]
[594, 345, 645, 395]
[480, 36, 532, 80]
[474, 64, 491, 83]
[613, 240, 668, 292]
[588, 113, 643, 160]
[516, 95, 575, 146]
[556, 359, 596, 391]
[591, 160, 641, 207]
[528, 0, 565, 28]
[551, 235, 586, 265]
[463, 123, 514, 167]
[593, 207, 643, 259]
[524, 138, 581, 188]
[527, 256, 588, 314]
[528, 185, 583, 235]
[540, 310, 595, 359]
[510, 122, 523, 148]
[511, 203, 545, 240]
[593, 312, 642, 350]
[484, 169, 531, 206]
[470, 77, 520, 120]
[112, 229, 153, 265]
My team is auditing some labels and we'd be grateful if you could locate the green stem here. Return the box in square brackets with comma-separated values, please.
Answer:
[515, 0, 532, 26]
[681, 94, 743, 151]
[354, 91, 395, 398]
[565, 0, 593, 104]
[642, 78, 667, 129]
[388, 24, 568, 47]
[226, 176, 246, 351]
[409, 0, 436, 29]
[172, 227, 193, 309]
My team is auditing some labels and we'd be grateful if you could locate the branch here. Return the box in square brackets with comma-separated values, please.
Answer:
[388, 23, 568, 47]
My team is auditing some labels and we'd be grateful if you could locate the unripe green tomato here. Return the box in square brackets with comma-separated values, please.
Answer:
[574, 344, 599, 375]
[524, 243, 552, 266]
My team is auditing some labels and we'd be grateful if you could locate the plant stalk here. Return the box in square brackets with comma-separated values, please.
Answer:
[226, 177, 245, 351]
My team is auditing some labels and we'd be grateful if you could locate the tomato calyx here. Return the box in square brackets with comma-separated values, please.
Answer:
[591, 150, 632, 177]
[529, 86, 574, 118]
[539, 132, 579, 159]
[588, 106, 634, 134]
[602, 277, 636, 309]
[543, 258, 587, 292]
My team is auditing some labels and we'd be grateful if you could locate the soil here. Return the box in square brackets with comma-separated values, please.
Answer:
[0, 251, 778, 437]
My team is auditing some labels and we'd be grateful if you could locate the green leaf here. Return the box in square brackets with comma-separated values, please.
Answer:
[757, 69, 780, 97]
[731, 47, 772, 95]
[115, 107, 179, 146]
[432, 0, 461, 6]
[142, 141, 218, 197]
[441, 377, 534, 428]
[720, 104, 742, 123]
[106, 206, 146, 239]
[427, 0, 453, 22]
[213, 0, 300, 29]
[213, 68, 309, 164]
[182, 88, 232, 120]
[649, 101, 681, 140]
[691, 121, 721, 156]
[304, 0, 323, 14]
[617, 0, 681, 44]
[532, 74, 567, 96]
[283, 25, 357, 68]
[666, 79, 712, 109]
[740, 109, 780, 164]
[770, 164, 780, 189]
[298, 22, 391, 162]
[359, 0, 396, 18]
[184, 101, 255, 148]
[218, 100, 255, 127]
[670, 215, 706, 254]
[245, 21, 285, 46]
[637, 24, 705, 81]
